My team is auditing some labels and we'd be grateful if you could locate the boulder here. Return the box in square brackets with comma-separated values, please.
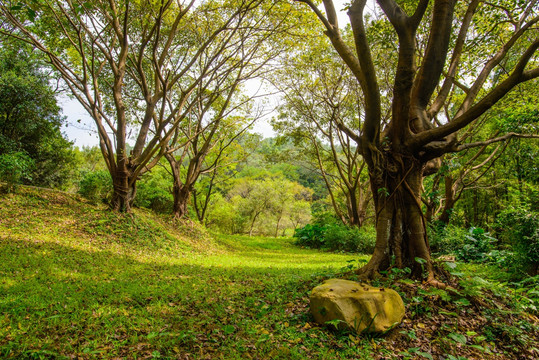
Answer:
[310, 279, 405, 334]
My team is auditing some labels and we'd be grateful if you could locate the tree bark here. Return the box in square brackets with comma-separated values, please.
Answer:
[249, 212, 261, 237]
[172, 181, 191, 219]
[438, 174, 456, 224]
[358, 153, 433, 278]
[110, 161, 136, 212]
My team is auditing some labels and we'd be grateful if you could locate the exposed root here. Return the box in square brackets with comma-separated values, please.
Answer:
[426, 273, 449, 289]
[355, 262, 382, 281]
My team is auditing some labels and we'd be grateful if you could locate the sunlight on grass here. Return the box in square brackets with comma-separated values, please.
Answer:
[0, 189, 372, 359]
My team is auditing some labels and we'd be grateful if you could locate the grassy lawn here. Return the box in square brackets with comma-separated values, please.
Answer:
[0, 188, 371, 359]
[1, 188, 537, 359]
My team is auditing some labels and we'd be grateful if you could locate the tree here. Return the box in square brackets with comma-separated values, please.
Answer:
[161, 8, 271, 219]
[296, 0, 539, 282]
[192, 132, 258, 223]
[423, 89, 539, 225]
[0, 46, 75, 188]
[226, 174, 311, 236]
[274, 37, 371, 227]
[0, 0, 286, 211]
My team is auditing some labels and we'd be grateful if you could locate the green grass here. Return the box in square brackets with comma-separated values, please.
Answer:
[1, 188, 537, 359]
[0, 188, 372, 359]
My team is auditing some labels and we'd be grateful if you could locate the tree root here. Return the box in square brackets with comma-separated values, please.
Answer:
[426, 273, 450, 290]
[355, 262, 382, 281]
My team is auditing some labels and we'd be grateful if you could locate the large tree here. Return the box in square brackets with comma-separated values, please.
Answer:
[296, 0, 539, 283]
[0, 0, 281, 211]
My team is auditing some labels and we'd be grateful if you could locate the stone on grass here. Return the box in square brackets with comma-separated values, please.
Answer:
[310, 278, 405, 334]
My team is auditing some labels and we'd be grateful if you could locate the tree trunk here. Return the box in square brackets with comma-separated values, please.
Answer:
[358, 154, 434, 279]
[275, 210, 283, 237]
[249, 212, 261, 237]
[172, 182, 191, 219]
[347, 190, 363, 227]
[438, 175, 456, 224]
[110, 163, 136, 212]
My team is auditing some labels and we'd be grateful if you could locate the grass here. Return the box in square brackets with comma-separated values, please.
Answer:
[0, 188, 372, 359]
[0, 187, 537, 359]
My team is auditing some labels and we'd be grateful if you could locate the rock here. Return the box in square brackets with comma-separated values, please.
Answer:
[309, 279, 405, 334]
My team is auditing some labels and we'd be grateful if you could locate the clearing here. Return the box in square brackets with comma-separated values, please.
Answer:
[0, 188, 537, 359]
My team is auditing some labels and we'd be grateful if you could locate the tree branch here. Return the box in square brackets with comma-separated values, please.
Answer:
[456, 132, 539, 152]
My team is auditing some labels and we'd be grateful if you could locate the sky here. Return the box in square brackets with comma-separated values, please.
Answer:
[61, 0, 374, 148]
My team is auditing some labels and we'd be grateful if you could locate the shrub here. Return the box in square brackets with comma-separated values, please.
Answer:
[0, 152, 34, 192]
[294, 223, 326, 248]
[294, 223, 376, 254]
[323, 224, 376, 253]
[497, 208, 539, 277]
[456, 227, 496, 262]
[134, 168, 173, 213]
[428, 223, 467, 255]
[78, 170, 112, 204]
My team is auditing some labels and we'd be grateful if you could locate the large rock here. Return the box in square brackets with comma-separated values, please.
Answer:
[310, 279, 405, 334]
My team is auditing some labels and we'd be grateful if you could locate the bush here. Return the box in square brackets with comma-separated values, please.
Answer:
[78, 170, 112, 204]
[134, 168, 173, 213]
[456, 227, 496, 262]
[0, 152, 34, 191]
[428, 223, 467, 254]
[294, 223, 326, 248]
[294, 222, 376, 254]
[323, 224, 376, 253]
[497, 208, 539, 277]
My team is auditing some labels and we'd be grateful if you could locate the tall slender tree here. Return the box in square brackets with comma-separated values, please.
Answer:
[274, 37, 371, 226]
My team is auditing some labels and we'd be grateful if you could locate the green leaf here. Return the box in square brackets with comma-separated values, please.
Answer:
[26, 8, 36, 21]
[455, 298, 471, 307]
[408, 347, 434, 360]
[448, 332, 467, 344]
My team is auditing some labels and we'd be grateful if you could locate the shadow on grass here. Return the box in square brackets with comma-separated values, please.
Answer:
[0, 236, 356, 358]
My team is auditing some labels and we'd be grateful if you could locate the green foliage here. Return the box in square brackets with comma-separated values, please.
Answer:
[77, 170, 113, 204]
[323, 224, 376, 254]
[428, 223, 467, 255]
[207, 174, 312, 236]
[0, 46, 76, 188]
[134, 167, 173, 213]
[496, 207, 539, 276]
[294, 222, 376, 254]
[456, 227, 496, 262]
[293, 223, 326, 248]
[0, 152, 34, 191]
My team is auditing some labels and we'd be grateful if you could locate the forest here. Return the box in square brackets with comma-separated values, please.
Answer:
[0, 0, 538, 358]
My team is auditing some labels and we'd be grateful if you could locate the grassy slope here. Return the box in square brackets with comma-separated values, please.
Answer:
[1, 188, 537, 359]
[0, 188, 369, 359]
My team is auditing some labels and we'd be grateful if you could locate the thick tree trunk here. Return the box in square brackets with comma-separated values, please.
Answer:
[172, 182, 191, 219]
[358, 154, 434, 279]
[110, 165, 136, 212]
